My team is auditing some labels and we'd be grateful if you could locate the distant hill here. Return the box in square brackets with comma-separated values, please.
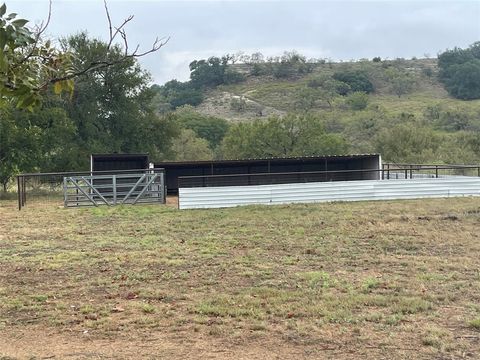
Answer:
[153, 53, 480, 164]
[192, 58, 479, 122]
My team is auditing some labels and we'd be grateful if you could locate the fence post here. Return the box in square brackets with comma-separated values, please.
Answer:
[22, 176, 26, 208]
[161, 172, 166, 204]
[17, 176, 22, 210]
[436, 166, 439, 178]
[112, 175, 117, 205]
[63, 177, 68, 208]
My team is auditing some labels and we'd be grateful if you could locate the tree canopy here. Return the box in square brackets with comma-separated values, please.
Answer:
[0, 31, 178, 189]
[189, 56, 244, 88]
[0, 1, 167, 110]
[0, 3, 74, 109]
[172, 106, 230, 149]
[438, 42, 480, 100]
[171, 129, 213, 161]
[332, 70, 374, 94]
[59, 33, 178, 164]
[221, 114, 348, 159]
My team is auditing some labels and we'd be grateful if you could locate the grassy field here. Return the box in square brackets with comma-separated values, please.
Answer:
[1, 197, 480, 359]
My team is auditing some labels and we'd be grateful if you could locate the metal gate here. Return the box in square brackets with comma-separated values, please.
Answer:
[63, 171, 165, 208]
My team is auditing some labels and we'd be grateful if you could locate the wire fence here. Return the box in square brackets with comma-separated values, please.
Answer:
[382, 163, 480, 179]
[8, 163, 480, 210]
[16, 168, 166, 210]
[178, 165, 480, 189]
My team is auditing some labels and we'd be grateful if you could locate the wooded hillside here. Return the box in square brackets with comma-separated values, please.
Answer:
[153, 44, 480, 165]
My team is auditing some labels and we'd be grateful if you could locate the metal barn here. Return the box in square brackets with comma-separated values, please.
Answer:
[90, 154, 149, 172]
[155, 154, 382, 194]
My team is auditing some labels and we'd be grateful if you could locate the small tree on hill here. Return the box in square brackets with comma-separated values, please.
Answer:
[332, 70, 374, 94]
[385, 68, 416, 97]
[171, 129, 213, 161]
[345, 92, 369, 110]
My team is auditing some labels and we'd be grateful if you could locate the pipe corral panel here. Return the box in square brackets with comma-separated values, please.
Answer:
[178, 178, 480, 209]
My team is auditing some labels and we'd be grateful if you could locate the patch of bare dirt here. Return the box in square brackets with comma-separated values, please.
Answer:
[196, 91, 285, 122]
[0, 325, 426, 360]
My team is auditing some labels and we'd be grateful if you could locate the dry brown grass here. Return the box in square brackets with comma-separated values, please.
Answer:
[1, 197, 480, 359]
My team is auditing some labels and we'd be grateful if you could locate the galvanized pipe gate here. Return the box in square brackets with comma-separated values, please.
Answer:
[63, 171, 165, 208]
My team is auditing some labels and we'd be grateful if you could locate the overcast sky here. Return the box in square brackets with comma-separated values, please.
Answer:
[7, 0, 480, 84]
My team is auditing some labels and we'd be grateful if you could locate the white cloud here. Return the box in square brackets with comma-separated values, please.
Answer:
[6, 0, 479, 83]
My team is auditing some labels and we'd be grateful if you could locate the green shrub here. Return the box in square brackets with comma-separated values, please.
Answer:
[223, 68, 245, 84]
[438, 42, 480, 100]
[333, 70, 374, 94]
[345, 91, 369, 110]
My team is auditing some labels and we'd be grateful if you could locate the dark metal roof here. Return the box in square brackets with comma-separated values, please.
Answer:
[155, 154, 380, 167]
[92, 153, 148, 157]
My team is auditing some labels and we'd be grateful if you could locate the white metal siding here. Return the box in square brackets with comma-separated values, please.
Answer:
[178, 178, 480, 209]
